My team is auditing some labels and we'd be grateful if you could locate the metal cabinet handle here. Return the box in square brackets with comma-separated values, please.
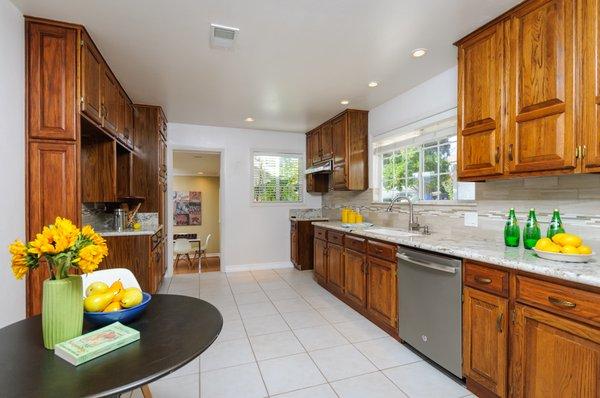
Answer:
[496, 313, 504, 333]
[508, 144, 514, 161]
[397, 253, 456, 274]
[474, 276, 492, 284]
[548, 296, 576, 309]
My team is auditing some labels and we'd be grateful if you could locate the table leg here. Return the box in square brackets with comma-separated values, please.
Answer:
[141, 384, 153, 398]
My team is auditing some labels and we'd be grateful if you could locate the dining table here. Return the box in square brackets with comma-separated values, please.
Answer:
[0, 294, 222, 398]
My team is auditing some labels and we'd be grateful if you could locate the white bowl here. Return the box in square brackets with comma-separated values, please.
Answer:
[532, 248, 595, 263]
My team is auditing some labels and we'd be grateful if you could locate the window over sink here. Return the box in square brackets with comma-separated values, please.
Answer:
[373, 110, 475, 203]
[252, 152, 303, 203]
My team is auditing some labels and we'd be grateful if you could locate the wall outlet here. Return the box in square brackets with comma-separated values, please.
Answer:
[464, 211, 479, 227]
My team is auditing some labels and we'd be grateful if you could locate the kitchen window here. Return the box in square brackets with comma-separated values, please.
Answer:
[252, 152, 303, 203]
[373, 111, 475, 202]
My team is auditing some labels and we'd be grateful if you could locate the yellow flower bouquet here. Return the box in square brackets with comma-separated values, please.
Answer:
[9, 217, 108, 280]
[8, 217, 109, 349]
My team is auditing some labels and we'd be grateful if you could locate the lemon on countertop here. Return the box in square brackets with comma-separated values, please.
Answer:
[534, 238, 553, 251]
[560, 245, 579, 255]
[578, 245, 593, 255]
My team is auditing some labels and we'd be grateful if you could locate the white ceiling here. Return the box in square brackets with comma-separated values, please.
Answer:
[173, 151, 221, 177]
[12, 0, 520, 132]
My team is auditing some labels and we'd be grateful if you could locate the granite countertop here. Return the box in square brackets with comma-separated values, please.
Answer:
[98, 225, 163, 237]
[312, 221, 600, 288]
[290, 217, 330, 222]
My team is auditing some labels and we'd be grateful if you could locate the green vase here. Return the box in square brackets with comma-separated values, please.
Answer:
[42, 275, 83, 349]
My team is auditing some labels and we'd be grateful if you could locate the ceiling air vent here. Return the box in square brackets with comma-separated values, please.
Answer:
[210, 23, 239, 49]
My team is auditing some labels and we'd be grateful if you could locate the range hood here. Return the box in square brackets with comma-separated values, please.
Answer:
[305, 160, 333, 175]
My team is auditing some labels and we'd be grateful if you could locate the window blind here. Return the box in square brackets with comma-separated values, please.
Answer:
[253, 153, 302, 203]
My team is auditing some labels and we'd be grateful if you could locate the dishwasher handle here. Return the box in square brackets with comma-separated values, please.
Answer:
[397, 252, 457, 274]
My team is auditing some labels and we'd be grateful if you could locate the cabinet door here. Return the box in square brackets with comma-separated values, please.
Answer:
[123, 102, 134, 147]
[366, 256, 397, 328]
[80, 34, 102, 124]
[332, 114, 348, 189]
[290, 222, 298, 267]
[310, 128, 322, 164]
[511, 304, 600, 397]
[27, 22, 77, 141]
[320, 121, 333, 160]
[344, 249, 367, 309]
[27, 141, 79, 315]
[327, 243, 345, 295]
[314, 238, 327, 282]
[507, 0, 577, 174]
[463, 287, 508, 397]
[306, 133, 313, 168]
[457, 23, 504, 179]
[582, 0, 600, 172]
[101, 67, 119, 135]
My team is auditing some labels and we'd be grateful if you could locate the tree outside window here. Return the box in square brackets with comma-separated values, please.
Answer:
[381, 136, 458, 202]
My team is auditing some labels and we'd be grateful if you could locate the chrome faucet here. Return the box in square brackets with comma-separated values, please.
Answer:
[386, 194, 424, 232]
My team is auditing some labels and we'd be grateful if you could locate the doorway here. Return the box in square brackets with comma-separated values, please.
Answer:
[171, 150, 221, 273]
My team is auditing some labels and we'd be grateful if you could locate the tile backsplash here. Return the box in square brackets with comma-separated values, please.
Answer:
[82, 203, 158, 231]
[322, 174, 600, 239]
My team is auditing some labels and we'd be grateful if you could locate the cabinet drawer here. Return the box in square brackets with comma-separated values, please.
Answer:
[345, 235, 366, 253]
[464, 261, 508, 297]
[328, 230, 344, 245]
[367, 240, 397, 262]
[516, 275, 600, 326]
[314, 227, 327, 240]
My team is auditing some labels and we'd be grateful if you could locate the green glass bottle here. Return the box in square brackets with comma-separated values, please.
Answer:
[546, 209, 565, 238]
[504, 208, 520, 247]
[523, 208, 541, 249]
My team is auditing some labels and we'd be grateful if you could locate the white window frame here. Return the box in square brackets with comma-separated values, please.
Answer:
[372, 109, 475, 204]
[251, 151, 304, 205]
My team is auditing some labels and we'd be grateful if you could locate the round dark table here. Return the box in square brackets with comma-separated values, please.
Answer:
[0, 294, 223, 398]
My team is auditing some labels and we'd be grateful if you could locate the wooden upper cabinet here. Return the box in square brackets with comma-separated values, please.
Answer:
[27, 22, 77, 141]
[310, 128, 322, 165]
[320, 121, 333, 160]
[457, 23, 505, 179]
[366, 256, 397, 328]
[507, 0, 577, 174]
[511, 304, 600, 397]
[582, 0, 600, 172]
[101, 66, 119, 135]
[80, 33, 102, 125]
[463, 287, 508, 397]
[332, 114, 348, 189]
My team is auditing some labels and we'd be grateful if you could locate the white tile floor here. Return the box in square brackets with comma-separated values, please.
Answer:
[122, 268, 477, 398]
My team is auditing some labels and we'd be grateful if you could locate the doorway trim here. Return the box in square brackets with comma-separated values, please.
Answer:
[167, 146, 225, 276]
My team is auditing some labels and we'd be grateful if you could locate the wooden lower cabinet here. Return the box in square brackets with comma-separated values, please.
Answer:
[326, 243, 344, 296]
[314, 238, 327, 283]
[290, 220, 316, 270]
[463, 287, 508, 397]
[511, 304, 600, 398]
[366, 256, 397, 329]
[344, 248, 367, 309]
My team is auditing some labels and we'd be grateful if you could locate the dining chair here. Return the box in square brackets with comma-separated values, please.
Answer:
[173, 238, 194, 269]
[194, 234, 212, 273]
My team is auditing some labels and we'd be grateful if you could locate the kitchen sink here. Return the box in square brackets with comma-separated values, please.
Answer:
[363, 227, 421, 238]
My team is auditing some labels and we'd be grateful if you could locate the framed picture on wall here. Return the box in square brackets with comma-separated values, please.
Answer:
[174, 191, 202, 226]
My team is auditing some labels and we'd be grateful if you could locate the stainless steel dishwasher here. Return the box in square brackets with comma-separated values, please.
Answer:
[397, 247, 462, 378]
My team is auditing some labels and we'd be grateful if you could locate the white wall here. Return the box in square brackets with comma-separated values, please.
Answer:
[367, 66, 458, 189]
[369, 66, 457, 137]
[168, 124, 322, 272]
[0, 0, 25, 327]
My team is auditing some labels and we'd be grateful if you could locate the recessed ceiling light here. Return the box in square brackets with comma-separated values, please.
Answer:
[411, 48, 428, 58]
[368, 81, 378, 88]
[340, 100, 349, 105]
[197, 171, 204, 175]
[245, 117, 254, 122]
